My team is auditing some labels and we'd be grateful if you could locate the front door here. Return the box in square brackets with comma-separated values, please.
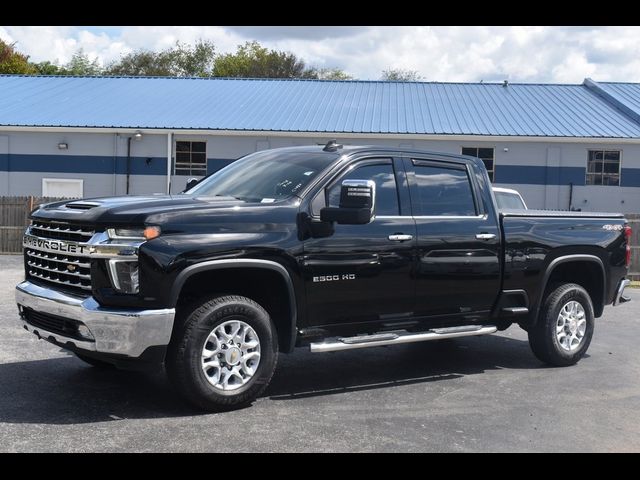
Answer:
[302, 157, 416, 327]
[405, 157, 501, 322]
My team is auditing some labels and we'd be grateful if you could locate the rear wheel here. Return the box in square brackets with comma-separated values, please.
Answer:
[166, 295, 278, 411]
[528, 283, 594, 366]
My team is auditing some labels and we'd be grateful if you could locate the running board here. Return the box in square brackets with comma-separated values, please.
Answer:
[310, 325, 497, 353]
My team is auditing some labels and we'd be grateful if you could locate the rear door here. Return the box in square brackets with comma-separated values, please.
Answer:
[405, 156, 501, 321]
[302, 157, 416, 327]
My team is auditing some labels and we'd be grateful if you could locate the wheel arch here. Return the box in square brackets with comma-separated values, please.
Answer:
[533, 254, 606, 323]
[170, 259, 297, 353]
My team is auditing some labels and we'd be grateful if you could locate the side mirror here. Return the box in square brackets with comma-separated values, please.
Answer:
[184, 177, 200, 192]
[320, 179, 375, 225]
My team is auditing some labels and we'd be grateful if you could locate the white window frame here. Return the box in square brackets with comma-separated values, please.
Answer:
[461, 146, 495, 182]
[174, 140, 208, 176]
[586, 149, 622, 187]
[42, 178, 84, 198]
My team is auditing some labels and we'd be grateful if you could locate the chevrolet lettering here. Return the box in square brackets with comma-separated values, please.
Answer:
[23, 235, 87, 255]
[15, 143, 632, 411]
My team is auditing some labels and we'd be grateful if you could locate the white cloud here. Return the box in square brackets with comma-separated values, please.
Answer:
[1, 26, 640, 82]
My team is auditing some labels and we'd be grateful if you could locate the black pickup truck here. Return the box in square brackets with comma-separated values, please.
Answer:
[16, 142, 632, 410]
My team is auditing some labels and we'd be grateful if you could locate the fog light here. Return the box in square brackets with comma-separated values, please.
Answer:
[77, 325, 95, 341]
[107, 260, 139, 294]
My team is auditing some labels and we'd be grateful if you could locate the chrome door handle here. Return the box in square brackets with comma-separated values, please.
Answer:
[476, 233, 496, 240]
[388, 234, 413, 242]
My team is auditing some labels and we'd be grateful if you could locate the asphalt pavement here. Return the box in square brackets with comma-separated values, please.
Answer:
[1, 254, 639, 452]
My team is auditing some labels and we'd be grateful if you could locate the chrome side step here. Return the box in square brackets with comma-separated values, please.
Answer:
[310, 325, 497, 353]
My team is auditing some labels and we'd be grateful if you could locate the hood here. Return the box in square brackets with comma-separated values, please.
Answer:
[31, 194, 248, 226]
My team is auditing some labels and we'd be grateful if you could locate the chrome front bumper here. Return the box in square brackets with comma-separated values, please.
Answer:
[16, 281, 175, 358]
[613, 279, 631, 306]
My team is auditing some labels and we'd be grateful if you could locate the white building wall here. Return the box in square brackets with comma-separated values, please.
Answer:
[1, 129, 640, 213]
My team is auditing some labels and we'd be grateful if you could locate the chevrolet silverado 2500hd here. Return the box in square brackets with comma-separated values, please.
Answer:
[16, 142, 632, 410]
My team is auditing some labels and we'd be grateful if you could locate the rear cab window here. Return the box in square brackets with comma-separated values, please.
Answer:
[408, 160, 478, 216]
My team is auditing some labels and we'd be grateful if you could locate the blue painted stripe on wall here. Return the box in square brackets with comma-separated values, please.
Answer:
[495, 166, 586, 185]
[621, 168, 640, 187]
[2, 154, 168, 175]
[1, 154, 239, 177]
[207, 158, 236, 175]
[3, 154, 640, 188]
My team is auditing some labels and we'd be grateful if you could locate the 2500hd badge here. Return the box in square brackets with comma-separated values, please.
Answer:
[313, 274, 356, 282]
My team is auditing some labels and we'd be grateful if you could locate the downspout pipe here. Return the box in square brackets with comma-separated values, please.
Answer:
[167, 132, 172, 194]
[126, 136, 132, 195]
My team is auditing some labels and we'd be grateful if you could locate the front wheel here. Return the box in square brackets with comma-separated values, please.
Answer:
[166, 295, 278, 411]
[528, 283, 594, 367]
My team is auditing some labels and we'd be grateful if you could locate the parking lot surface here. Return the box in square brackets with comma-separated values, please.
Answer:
[1, 254, 638, 452]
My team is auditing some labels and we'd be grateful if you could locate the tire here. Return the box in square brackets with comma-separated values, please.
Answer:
[74, 353, 115, 369]
[528, 283, 594, 367]
[166, 295, 278, 411]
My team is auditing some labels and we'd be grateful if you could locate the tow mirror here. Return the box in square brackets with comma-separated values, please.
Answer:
[320, 180, 375, 225]
[184, 177, 200, 192]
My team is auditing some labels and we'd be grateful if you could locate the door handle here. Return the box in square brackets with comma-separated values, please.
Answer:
[476, 233, 496, 240]
[388, 234, 413, 242]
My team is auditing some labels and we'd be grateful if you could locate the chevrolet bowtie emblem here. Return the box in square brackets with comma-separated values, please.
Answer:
[66, 264, 77, 272]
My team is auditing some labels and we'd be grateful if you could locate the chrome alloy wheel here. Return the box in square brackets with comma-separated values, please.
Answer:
[556, 301, 587, 351]
[201, 320, 261, 391]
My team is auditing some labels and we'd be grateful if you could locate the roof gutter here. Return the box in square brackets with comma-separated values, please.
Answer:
[0, 125, 638, 144]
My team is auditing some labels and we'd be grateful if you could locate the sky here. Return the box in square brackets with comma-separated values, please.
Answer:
[1, 26, 640, 83]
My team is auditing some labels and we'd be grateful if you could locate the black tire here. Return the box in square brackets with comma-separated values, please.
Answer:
[74, 353, 115, 369]
[528, 283, 594, 367]
[166, 295, 278, 411]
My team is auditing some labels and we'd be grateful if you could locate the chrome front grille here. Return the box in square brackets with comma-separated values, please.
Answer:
[30, 220, 94, 242]
[25, 221, 95, 295]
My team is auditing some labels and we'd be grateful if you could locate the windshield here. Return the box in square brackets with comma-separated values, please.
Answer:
[494, 191, 526, 209]
[186, 150, 336, 202]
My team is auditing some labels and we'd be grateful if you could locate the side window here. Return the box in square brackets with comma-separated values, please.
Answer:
[326, 162, 400, 216]
[411, 163, 477, 216]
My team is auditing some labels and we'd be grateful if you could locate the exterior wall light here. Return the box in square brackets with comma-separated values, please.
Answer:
[133, 132, 143, 141]
[57, 142, 68, 150]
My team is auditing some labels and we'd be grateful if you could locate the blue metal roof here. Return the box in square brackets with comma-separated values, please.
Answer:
[1, 75, 639, 138]
[594, 81, 640, 119]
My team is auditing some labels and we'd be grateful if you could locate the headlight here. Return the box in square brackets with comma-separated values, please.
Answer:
[107, 226, 161, 241]
[107, 260, 139, 294]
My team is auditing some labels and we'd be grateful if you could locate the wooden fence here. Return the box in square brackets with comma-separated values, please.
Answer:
[1, 196, 639, 279]
[0, 197, 64, 253]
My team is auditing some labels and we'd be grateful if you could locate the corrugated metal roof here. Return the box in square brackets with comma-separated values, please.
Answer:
[596, 81, 640, 117]
[0, 75, 639, 137]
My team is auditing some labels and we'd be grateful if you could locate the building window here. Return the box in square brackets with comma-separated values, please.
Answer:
[461, 147, 494, 182]
[175, 141, 207, 176]
[586, 150, 620, 186]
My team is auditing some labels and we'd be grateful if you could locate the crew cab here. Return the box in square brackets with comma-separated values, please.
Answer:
[16, 142, 632, 410]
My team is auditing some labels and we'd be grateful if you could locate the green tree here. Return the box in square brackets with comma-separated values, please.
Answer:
[0, 40, 37, 74]
[309, 67, 353, 80]
[106, 40, 216, 77]
[381, 68, 423, 82]
[213, 41, 316, 78]
[34, 61, 62, 75]
[62, 49, 102, 75]
[33, 50, 102, 76]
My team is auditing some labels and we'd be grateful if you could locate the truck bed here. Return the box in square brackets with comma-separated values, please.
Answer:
[500, 210, 628, 320]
